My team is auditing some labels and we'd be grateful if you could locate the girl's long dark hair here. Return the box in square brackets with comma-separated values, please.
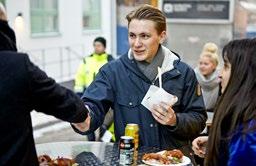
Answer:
[205, 38, 256, 165]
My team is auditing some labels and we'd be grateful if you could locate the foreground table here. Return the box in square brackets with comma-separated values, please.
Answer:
[36, 141, 160, 165]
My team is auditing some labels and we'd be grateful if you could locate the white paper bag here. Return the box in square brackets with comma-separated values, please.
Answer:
[141, 85, 178, 111]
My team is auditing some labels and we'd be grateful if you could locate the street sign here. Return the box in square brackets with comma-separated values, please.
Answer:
[162, 0, 232, 23]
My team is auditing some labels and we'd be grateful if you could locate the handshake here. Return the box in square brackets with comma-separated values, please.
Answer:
[73, 105, 92, 132]
[73, 114, 91, 132]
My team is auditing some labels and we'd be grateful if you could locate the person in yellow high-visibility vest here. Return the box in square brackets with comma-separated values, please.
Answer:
[74, 37, 114, 141]
[74, 37, 113, 95]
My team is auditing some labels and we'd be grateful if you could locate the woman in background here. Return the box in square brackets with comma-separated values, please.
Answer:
[192, 38, 256, 166]
[194, 42, 220, 112]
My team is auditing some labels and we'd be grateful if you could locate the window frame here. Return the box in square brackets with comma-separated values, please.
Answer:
[30, 0, 60, 37]
[82, 0, 102, 33]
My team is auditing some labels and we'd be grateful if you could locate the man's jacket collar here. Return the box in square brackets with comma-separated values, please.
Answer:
[121, 45, 181, 81]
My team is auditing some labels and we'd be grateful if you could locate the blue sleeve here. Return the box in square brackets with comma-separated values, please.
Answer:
[81, 66, 114, 134]
[228, 130, 256, 166]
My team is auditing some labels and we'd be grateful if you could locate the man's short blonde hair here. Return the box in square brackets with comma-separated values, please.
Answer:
[126, 4, 166, 35]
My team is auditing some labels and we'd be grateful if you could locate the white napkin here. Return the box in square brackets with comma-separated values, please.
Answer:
[141, 85, 178, 111]
[141, 67, 178, 111]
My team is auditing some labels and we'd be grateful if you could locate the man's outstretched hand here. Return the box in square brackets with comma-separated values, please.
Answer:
[72, 114, 91, 132]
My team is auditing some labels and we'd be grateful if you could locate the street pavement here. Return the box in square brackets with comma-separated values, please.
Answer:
[34, 120, 88, 144]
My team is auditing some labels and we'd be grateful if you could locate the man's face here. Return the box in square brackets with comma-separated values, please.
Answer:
[94, 41, 105, 54]
[128, 19, 166, 63]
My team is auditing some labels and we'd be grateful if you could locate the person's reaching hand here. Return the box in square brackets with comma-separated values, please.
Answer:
[72, 114, 91, 132]
[192, 136, 208, 158]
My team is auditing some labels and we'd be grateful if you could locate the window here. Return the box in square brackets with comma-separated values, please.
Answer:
[30, 0, 59, 35]
[82, 0, 101, 31]
[234, 0, 256, 39]
[0, 0, 5, 6]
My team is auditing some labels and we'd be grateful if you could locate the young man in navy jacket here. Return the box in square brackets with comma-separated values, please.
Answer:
[74, 4, 207, 163]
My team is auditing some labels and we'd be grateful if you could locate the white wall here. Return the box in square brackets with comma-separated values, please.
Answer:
[5, 0, 114, 82]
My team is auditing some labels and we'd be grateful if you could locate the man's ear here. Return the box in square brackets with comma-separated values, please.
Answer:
[159, 31, 167, 44]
